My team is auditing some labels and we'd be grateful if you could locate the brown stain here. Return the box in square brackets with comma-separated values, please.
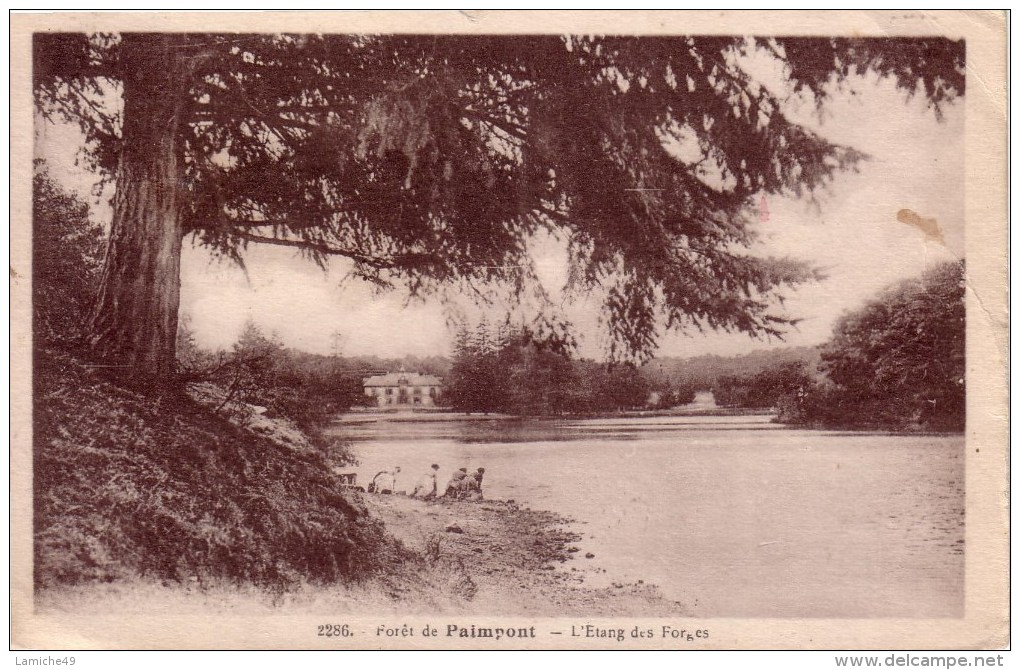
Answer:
[10, 266, 20, 280]
[897, 208, 946, 245]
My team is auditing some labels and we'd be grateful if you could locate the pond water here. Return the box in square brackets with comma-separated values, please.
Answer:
[328, 413, 964, 618]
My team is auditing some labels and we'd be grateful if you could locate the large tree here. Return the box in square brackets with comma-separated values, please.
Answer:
[33, 32, 964, 381]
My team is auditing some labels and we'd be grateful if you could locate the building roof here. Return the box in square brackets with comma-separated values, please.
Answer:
[363, 371, 443, 387]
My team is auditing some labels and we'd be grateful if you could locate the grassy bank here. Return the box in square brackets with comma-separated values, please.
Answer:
[34, 346, 400, 591]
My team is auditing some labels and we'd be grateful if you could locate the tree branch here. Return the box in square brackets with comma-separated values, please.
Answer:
[461, 108, 529, 142]
[232, 230, 403, 269]
[69, 85, 120, 134]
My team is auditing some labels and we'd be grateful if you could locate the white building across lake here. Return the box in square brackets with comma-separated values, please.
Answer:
[363, 367, 443, 407]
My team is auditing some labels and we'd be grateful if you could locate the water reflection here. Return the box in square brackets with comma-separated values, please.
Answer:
[335, 413, 785, 444]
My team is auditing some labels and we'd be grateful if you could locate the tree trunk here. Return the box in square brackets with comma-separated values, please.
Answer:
[88, 35, 192, 383]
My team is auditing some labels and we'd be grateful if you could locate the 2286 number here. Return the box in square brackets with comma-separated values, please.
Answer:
[318, 624, 353, 638]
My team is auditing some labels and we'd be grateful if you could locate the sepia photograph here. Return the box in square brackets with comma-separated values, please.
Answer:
[10, 10, 1008, 652]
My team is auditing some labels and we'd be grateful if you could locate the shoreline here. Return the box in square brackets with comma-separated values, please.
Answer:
[360, 493, 686, 616]
[336, 407, 774, 424]
[334, 410, 966, 437]
[35, 492, 685, 617]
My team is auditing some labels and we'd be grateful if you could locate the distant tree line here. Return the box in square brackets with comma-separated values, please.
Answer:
[649, 347, 822, 392]
[712, 362, 816, 410]
[444, 320, 695, 416]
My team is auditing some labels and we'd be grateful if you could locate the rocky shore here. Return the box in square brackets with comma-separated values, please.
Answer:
[362, 493, 686, 616]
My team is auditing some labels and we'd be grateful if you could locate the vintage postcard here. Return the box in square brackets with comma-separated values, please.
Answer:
[10, 10, 1008, 651]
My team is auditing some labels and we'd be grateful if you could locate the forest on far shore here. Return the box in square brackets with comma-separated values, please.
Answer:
[434, 256, 964, 434]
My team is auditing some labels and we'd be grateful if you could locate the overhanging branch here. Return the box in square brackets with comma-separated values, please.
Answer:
[232, 231, 390, 267]
[231, 230, 440, 272]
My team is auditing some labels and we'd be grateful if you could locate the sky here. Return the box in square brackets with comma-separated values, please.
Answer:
[35, 68, 964, 361]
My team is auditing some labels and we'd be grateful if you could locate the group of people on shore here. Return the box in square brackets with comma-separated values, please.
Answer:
[440, 466, 485, 500]
[367, 464, 485, 501]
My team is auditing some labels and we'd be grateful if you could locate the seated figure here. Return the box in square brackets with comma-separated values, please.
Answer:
[410, 464, 441, 500]
[462, 467, 485, 501]
[444, 468, 469, 498]
[369, 466, 400, 494]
